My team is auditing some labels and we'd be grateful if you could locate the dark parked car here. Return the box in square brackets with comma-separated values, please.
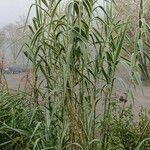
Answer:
[4, 66, 23, 74]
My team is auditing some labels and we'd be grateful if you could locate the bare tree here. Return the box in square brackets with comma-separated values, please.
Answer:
[1, 18, 29, 66]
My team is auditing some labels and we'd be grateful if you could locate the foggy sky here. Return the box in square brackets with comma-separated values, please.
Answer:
[0, 0, 104, 27]
[0, 0, 33, 27]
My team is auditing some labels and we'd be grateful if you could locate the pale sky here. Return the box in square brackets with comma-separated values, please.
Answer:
[0, 0, 104, 27]
[0, 0, 34, 27]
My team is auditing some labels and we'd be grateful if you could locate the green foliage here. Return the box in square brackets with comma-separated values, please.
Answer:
[1, 91, 150, 150]
[1, 0, 150, 149]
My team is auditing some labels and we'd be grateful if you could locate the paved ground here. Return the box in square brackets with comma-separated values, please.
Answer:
[4, 73, 30, 90]
[3, 73, 150, 110]
[134, 86, 150, 109]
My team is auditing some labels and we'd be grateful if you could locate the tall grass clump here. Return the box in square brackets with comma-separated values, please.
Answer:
[1, 0, 150, 149]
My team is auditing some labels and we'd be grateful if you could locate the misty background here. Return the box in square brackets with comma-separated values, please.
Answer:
[0, 0, 33, 27]
[0, 0, 34, 67]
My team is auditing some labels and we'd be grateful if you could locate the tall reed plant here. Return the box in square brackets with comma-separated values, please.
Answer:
[1, 0, 149, 150]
